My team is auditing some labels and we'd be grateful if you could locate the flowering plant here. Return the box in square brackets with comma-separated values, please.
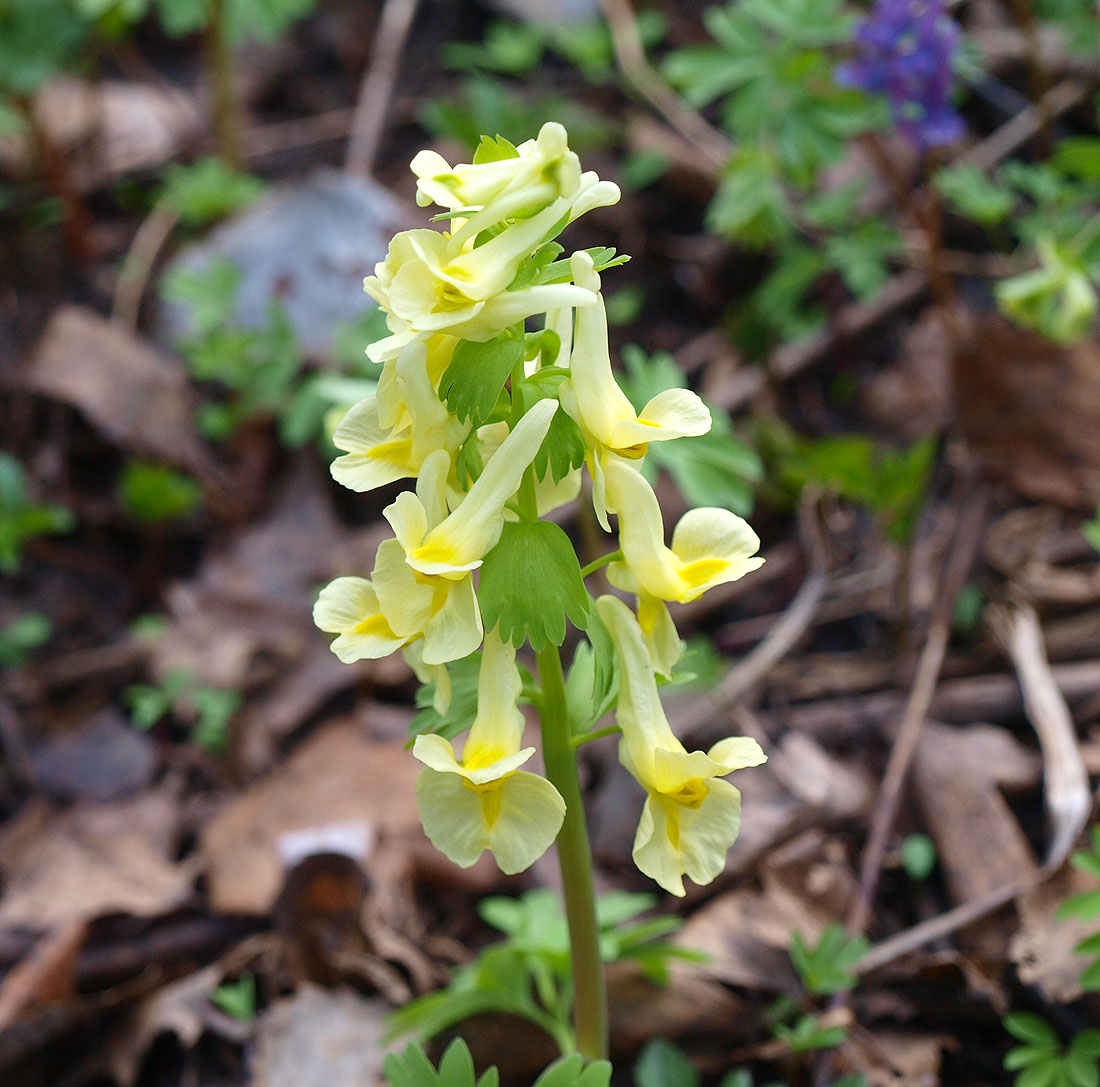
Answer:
[315, 124, 765, 1058]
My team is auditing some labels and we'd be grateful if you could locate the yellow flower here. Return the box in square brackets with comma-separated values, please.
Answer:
[596, 595, 767, 896]
[413, 630, 566, 872]
[331, 336, 465, 493]
[605, 458, 764, 603]
[559, 252, 711, 526]
[363, 213, 600, 362]
[313, 576, 408, 663]
[372, 401, 559, 664]
[411, 121, 582, 231]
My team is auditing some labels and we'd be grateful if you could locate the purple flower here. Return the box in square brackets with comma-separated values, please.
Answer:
[836, 0, 964, 152]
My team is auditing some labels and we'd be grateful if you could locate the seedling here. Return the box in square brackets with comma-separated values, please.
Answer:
[0, 454, 75, 574]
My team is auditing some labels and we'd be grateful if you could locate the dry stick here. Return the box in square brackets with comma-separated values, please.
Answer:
[598, 0, 731, 172]
[990, 602, 1092, 868]
[345, 0, 422, 179]
[111, 204, 180, 331]
[847, 482, 989, 937]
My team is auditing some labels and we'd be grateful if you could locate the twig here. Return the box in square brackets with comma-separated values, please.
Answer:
[847, 482, 988, 936]
[112, 203, 180, 331]
[0, 922, 86, 1030]
[598, 0, 731, 172]
[989, 601, 1091, 866]
[345, 0, 422, 178]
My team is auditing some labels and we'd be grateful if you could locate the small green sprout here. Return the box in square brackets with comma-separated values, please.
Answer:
[158, 157, 266, 227]
[1004, 1013, 1100, 1087]
[118, 461, 202, 525]
[386, 890, 702, 1055]
[1058, 825, 1100, 991]
[901, 833, 938, 882]
[385, 1039, 609, 1087]
[1082, 508, 1100, 555]
[634, 1038, 698, 1087]
[773, 1013, 848, 1054]
[0, 454, 75, 574]
[125, 667, 242, 753]
[789, 924, 868, 996]
[211, 974, 256, 1021]
[0, 613, 52, 670]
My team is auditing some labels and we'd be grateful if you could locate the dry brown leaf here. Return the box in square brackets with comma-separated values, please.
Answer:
[0, 791, 193, 928]
[954, 317, 1100, 509]
[200, 720, 422, 916]
[22, 307, 224, 489]
[864, 309, 953, 440]
[251, 984, 386, 1087]
[676, 830, 855, 992]
[1010, 863, 1098, 1003]
[914, 723, 1039, 909]
[104, 964, 223, 1087]
[0, 922, 85, 1030]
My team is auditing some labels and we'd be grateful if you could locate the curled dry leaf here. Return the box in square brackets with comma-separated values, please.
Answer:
[199, 720, 422, 916]
[954, 317, 1100, 509]
[0, 791, 193, 929]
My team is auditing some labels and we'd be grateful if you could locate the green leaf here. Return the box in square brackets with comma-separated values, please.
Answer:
[936, 163, 1015, 225]
[474, 133, 521, 162]
[118, 461, 202, 524]
[901, 833, 937, 881]
[564, 607, 619, 735]
[211, 975, 255, 1021]
[634, 1039, 700, 1087]
[1005, 1014, 1062, 1051]
[0, 613, 52, 670]
[478, 521, 590, 651]
[438, 1038, 477, 1087]
[789, 924, 868, 995]
[409, 651, 482, 742]
[439, 333, 523, 425]
[159, 157, 266, 226]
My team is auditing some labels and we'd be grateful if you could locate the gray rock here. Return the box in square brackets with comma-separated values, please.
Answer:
[482, 0, 600, 24]
[159, 170, 410, 358]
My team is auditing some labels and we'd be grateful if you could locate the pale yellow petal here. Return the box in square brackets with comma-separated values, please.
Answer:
[412, 733, 462, 774]
[415, 769, 492, 869]
[462, 630, 525, 767]
[707, 736, 767, 772]
[632, 795, 685, 897]
[372, 538, 435, 639]
[422, 572, 483, 665]
[487, 772, 567, 874]
[678, 779, 742, 887]
[313, 577, 377, 634]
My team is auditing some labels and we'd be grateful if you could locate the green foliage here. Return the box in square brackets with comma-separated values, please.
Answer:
[385, 1040, 499, 1087]
[409, 651, 484, 743]
[76, 0, 318, 42]
[161, 259, 380, 446]
[118, 461, 202, 524]
[618, 346, 762, 516]
[440, 13, 664, 84]
[439, 332, 522, 427]
[516, 372, 586, 484]
[478, 522, 590, 652]
[774, 1014, 848, 1054]
[952, 582, 985, 635]
[0, 454, 75, 575]
[125, 667, 241, 753]
[936, 143, 1100, 344]
[419, 76, 614, 157]
[634, 1038, 698, 1087]
[1084, 507, 1100, 555]
[0, 0, 88, 97]
[563, 608, 618, 737]
[1058, 825, 1100, 990]
[789, 924, 868, 996]
[385, 1041, 608, 1087]
[211, 975, 256, 1021]
[1004, 1013, 1100, 1087]
[387, 890, 698, 1054]
[901, 833, 937, 882]
[762, 422, 936, 544]
[158, 157, 266, 227]
[0, 613, 52, 670]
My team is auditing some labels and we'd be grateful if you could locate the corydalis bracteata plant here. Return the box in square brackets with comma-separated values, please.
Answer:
[314, 124, 766, 900]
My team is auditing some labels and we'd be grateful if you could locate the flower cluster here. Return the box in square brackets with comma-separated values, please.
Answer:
[315, 124, 766, 896]
[836, 0, 964, 151]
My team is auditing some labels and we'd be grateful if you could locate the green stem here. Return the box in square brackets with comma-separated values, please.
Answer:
[205, 0, 243, 167]
[572, 724, 621, 748]
[536, 643, 608, 1061]
[579, 549, 622, 579]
